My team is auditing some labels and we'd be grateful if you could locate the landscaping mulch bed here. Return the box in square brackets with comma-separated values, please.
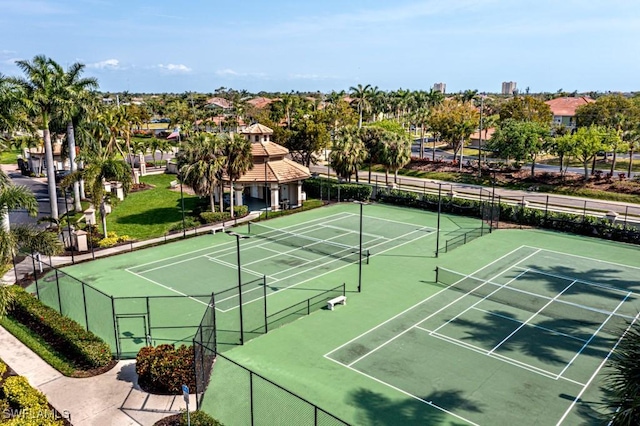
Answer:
[154, 413, 182, 426]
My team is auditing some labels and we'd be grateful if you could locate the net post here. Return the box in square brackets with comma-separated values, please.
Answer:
[146, 296, 152, 342]
[366, 250, 370, 265]
[262, 275, 267, 334]
[435, 267, 439, 283]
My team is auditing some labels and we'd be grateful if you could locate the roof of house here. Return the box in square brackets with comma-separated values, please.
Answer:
[251, 141, 289, 157]
[205, 97, 232, 109]
[236, 158, 310, 184]
[196, 115, 246, 126]
[242, 123, 274, 135]
[247, 97, 275, 109]
[545, 97, 595, 117]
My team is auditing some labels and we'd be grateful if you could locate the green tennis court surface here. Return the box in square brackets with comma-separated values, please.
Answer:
[201, 215, 640, 425]
[29, 203, 457, 356]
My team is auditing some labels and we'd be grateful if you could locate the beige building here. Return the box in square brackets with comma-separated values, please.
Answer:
[501, 81, 517, 95]
[228, 123, 311, 211]
[433, 82, 446, 93]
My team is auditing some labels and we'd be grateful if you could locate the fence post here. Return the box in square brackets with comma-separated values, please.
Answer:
[496, 196, 501, 229]
[111, 296, 120, 359]
[582, 200, 587, 224]
[262, 276, 268, 334]
[146, 297, 152, 342]
[544, 195, 549, 224]
[81, 282, 89, 331]
[55, 270, 62, 313]
[31, 254, 40, 299]
[624, 206, 629, 227]
[250, 372, 255, 426]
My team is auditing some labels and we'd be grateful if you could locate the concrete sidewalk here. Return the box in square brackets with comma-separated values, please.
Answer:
[0, 326, 196, 425]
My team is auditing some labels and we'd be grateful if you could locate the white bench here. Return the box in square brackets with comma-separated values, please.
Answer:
[169, 180, 178, 189]
[327, 295, 347, 310]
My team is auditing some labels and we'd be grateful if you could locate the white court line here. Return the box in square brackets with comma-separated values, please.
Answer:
[556, 311, 640, 425]
[458, 274, 636, 321]
[259, 246, 310, 263]
[429, 267, 533, 337]
[471, 307, 588, 343]
[361, 212, 437, 231]
[324, 356, 480, 426]
[415, 326, 586, 387]
[126, 212, 351, 273]
[212, 225, 432, 308]
[324, 245, 529, 359]
[555, 291, 632, 381]
[346, 251, 541, 367]
[488, 280, 577, 354]
[522, 245, 640, 272]
[511, 265, 636, 296]
[319, 223, 391, 240]
[125, 270, 210, 307]
[205, 256, 268, 280]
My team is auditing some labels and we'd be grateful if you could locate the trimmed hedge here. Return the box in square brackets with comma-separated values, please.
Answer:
[303, 178, 371, 201]
[376, 187, 640, 245]
[256, 199, 324, 221]
[8, 287, 112, 369]
[0, 376, 64, 425]
[136, 344, 195, 394]
[200, 205, 248, 224]
[181, 411, 223, 425]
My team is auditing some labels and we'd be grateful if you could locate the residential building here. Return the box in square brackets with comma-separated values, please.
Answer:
[545, 96, 595, 131]
[501, 81, 517, 95]
[433, 83, 446, 93]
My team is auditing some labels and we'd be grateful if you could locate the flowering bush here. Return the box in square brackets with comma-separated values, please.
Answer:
[136, 344, 195, 394]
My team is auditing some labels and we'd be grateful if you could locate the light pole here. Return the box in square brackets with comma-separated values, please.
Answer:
[179, 173, 186, 238]
[478, 94, 485, 177]
[435, 183, 442, 257]
[226, 231, 250, 345]
[353, 200, 367, 293]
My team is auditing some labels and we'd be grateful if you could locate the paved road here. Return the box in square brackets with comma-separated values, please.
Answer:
[2, 164, 70, 227]
[309, 162, 640, 223]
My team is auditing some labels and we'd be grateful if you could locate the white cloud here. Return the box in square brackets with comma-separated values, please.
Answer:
[88, 59, 121, 70]
[215, 69, 267, 78]
[157, 63, 191, 73]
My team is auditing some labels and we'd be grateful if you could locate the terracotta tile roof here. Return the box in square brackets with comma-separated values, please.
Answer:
[247, 97, 275, 109]
[236, 158, 310, 184]
[242, 123, 274, 134]
[545, 97, 595, 117]
[206, 97, 232, 109]
[251, 141, 289, 157]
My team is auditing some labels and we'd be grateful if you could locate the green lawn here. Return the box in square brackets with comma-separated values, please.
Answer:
[106, 173, 199, 239]
[0, 148, 21, 165]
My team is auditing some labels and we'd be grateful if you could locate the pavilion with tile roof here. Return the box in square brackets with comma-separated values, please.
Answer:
[229, 123, 310, 211]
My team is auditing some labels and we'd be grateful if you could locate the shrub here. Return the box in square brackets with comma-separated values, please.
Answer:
[1, 376, 48, 410]
[136, 344, 195, 394]
[303, 178, 372, 201]
[168, 217, 200, 231]
[0, 359, 6, 377]
[181, 411, 223, 426]
[233, 205, 248, 217]
[8, 287, 112, 368]
[97, 237, 119, 248]
[117, 235, 131, 243]
[199, 211, 230, 224]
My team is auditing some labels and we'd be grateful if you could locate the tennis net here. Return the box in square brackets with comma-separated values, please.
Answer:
[436, 267, 635, 336]
[248, 222, 369, 264]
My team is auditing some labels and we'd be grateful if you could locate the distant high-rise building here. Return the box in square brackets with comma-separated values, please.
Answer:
[501, 81, 517, 95]
[433, 82, 446, 93]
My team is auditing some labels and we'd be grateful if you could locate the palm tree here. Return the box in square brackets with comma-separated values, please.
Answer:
[625, 124, 640, 178]
[59, 63, 98, 211]
[330, 127, 367, 182]
[358, 126, 385, 183]
[379, 133, 412, 185]
[0, 74, 33, 140]
[349, 84, 372, 128]
[220, 133, 253, 218]
[177, 133, 225, 213]
[12, 55, 66, 219]
[604, 322, 640, 425]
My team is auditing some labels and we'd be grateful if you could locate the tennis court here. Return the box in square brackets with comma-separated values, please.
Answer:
[28, 203, 458, 357]
[203, 226, 640, 426]
[324, 245, 640, 425]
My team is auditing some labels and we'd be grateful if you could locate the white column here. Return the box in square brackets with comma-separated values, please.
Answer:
[296, 181, 303, 205]
[234, 184, 244, 207]
[270, 183, 280, 211]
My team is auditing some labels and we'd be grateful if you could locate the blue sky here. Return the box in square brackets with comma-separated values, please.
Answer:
[1, 0, 639, 94]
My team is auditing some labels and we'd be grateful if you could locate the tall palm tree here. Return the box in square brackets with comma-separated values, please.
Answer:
[330, 127, 367, 182]
[12, 55, 66, 219]
[349, 84, 372, 128]
[177, 133, 225, 213]
[379, 133, 412, 185]
[358, 126, 385, 183]
[604, 322, 640, 425]
[0, 74, 33, 140]
[221, 133, 253, 218]
[59, 63, 98, 211]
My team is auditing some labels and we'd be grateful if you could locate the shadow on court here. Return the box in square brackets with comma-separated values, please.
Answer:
[347, 388, 481, 426]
